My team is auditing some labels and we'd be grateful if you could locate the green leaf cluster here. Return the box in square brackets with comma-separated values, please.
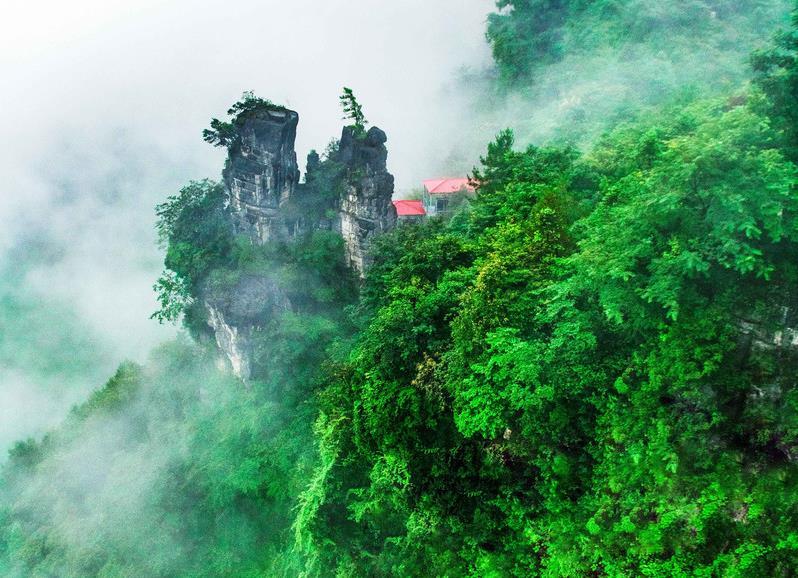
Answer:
[202, 91, 289, 150]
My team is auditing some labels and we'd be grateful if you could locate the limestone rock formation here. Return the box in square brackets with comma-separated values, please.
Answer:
[206, 105, 396, 379]
[337, 126, 397, 275]
[737, 304, 798, 355]
[223, 107, 300, 244]
[204, 274, 291, 381]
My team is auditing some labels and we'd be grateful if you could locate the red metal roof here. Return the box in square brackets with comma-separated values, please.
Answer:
[423, 178, 475, 195]
[393, 199, 426, 216]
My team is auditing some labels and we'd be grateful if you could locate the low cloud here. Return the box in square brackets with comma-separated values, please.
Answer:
[0, 0, 494, 454]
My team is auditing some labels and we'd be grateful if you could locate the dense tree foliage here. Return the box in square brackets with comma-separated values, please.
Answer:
[0, 342, 322, 577]
[487, 0, 792, 84]
[151, 179, 232, 322]
[753, 6, 798, 161]
[293, 19, 798, 568]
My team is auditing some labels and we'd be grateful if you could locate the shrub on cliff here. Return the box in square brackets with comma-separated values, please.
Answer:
[202, 91, 289, 150]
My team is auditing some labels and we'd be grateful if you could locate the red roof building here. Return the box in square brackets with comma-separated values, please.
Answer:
[422, 178, 476, 215]
[393, 199, 427, 218]
[422, 178, 475, 195]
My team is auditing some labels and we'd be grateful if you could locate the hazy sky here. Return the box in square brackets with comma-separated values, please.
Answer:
[1, 0, 493, 186]
[0, 0, 494, 346]
[0, 0, 494, 453]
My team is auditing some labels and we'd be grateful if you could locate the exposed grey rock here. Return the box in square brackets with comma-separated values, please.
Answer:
[223, 108, 300, 244]
[337, 126, 397, 274]
[207, 107, 396, 380]
[736, 305, 798, 356]
[206, 304, 254, 381]
[203, 274, 291, 381]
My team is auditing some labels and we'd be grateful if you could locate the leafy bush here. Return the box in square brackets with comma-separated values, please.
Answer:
[202, 91, 289, 150]
[151, 179, 233, 323]
[487, 0, 792, 85]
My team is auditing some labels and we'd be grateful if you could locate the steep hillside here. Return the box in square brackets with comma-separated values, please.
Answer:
[2, 3, 798, 577]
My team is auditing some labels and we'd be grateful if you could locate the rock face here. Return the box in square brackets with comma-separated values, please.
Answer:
[737, 305, 798, 355]
[204, 275, 291, 381]
[207, 107, 396, 379]
[337, 126, 397, 274]
[223, 108, 300, 244]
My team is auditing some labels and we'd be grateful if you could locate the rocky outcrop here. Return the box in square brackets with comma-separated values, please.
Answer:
[210, 107, 301, 379]
[207, 106, 396, 379]
[204, 274, 291, 382]
[223, 107, 300, 244]
[206, 305, 253, 381]
[337, 126, 397, 275]
[736, 304, 798, 359]
[220, 108, 397, 262]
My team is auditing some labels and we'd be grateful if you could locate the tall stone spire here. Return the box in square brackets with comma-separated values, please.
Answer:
[337, 125, 397, 275]
[207, 105, 397, 380]
[222, 107, 300, 243]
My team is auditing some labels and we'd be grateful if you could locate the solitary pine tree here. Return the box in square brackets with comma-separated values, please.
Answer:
[340, 87, 367, 135]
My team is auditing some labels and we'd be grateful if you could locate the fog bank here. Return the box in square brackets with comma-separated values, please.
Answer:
[0, 0, 493, 454]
